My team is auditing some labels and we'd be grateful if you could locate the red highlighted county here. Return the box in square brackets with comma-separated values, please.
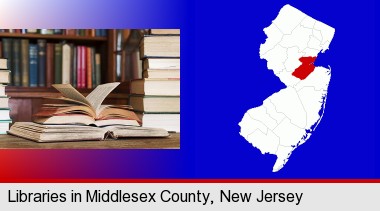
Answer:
[292, 56, 317, 80]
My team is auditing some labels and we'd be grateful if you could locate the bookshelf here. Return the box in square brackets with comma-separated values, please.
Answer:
[0, 29, 132, 122]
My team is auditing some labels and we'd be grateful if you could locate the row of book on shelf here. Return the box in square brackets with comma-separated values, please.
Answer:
[0, 38, 102, 88]
[4, 29, 181, 142]
[0, 29, 107, 37]
[0, 58, 11, 134]
[129, 29, 180, 132]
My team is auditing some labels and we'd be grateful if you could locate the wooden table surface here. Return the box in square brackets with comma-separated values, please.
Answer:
[0, 133, 180, 149]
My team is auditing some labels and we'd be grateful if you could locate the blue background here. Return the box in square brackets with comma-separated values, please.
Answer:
[0, 0, 378, 179]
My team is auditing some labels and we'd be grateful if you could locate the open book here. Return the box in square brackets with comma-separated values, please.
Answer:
[9, 122, 169, 142]
[34, 82, 141, 126]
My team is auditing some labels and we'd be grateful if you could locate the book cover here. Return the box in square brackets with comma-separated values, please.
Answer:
[37, 39, 46, 87]
[129, 95, 180, 113]
[0, 58, 7, 69]
[140, 35, 180, 58]
[143, 58, 180, 70]
[1, 39, 12, 76]
[80, 46, 87, 88]
[9, 122, 169, 143]
[149, 29, 180, 35]
[46, 43, 54, 88]
[29, 44, 38, 87]
[86, 47, 92, 89]
[54, 43, 62, 84]
[130, 78, 180, 96]
[20, 39, 29, 87]
[95, 53, 101, 87]
[91, 48, 96, 87]
[76, 46, 81, 88]
[12, 39, 21, 86]
[0, 70, 11, 84]
[72, 45, 77, 87]
[62, 43, 71, 84]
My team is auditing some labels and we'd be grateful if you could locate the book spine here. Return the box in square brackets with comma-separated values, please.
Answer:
[46, 43, 54, 88]
[76, 46, 81, 88]
[0, 41, 2, 58]
[95, 53, 101, 86]
[37, 39, 46, 87]
[54, 43, 62, 84]
[1, 39, 12, 74]
[72, 46, 77, 87]
[53, 29, 63, 35]
[62, 43, 71, 84]
[12, 39, 21, 86]
[91, 48, 96, 87]
[86, 47, 92, 89]
[20, 39, 29, 87]
[26, 29, 38, 34]
[29, 44, 38, 87]
[81, 46, 86, 88]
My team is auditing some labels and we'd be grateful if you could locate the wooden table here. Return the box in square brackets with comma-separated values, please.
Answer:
[0, 133, 180, 149]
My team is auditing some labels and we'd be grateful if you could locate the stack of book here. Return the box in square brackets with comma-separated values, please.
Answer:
[0, 38, 101, 88]
[0, 58, 12, 134]
[130, 29, 180, 132]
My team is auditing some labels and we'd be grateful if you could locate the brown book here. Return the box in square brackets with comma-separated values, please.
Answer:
[46, 43, 55, 88]
[86, 47, 92, 89]
[0, 41, 2, 58]
[21, 39, 30, 87]
[65, 29, 76, 36]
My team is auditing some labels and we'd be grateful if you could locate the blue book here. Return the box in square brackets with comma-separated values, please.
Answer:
[12, 39, 21, 86]
[37, 39, 46, 87]
[29, 44, 38, 87]
[95, 29, 101, 37]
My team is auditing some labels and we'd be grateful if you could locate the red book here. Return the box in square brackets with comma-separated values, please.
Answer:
[76, 46, 81, 88]
[46, 43, 54, 87]
[81, 46, 87, 89]
[86, 47, 92, 89]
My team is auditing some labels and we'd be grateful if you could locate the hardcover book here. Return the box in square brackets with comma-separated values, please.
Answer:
[37, 39, 47, 87]
[9, 122, 169, 143]
[29, 44, 38, 87]
[130, 78, 180, 96]
[21, 39, 29, 87]
[0, 58, 8, 69]
[12, 39, 21, 86]
[149, 29, 180, 35]
[140, 35, 180, 58]
[129, 95, 180, 113]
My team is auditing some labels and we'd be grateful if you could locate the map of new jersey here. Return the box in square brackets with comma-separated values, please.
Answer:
[239, 5, 335, 172]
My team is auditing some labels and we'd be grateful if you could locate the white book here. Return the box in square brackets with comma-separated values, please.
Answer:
[62, 44, 72, 84]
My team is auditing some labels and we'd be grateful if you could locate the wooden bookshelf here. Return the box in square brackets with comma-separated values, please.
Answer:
[0, 29, 132, 122]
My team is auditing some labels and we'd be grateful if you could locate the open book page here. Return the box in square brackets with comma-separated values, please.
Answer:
[52, 84, 92, 107]
[85, 82, 120, 116]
